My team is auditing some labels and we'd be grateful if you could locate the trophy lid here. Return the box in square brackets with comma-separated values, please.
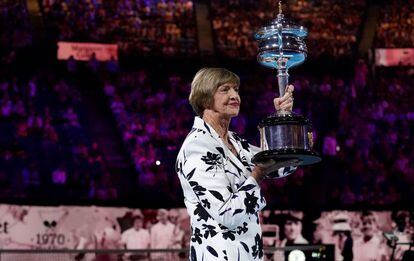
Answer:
[254, 14, 308, 40]
[254, 2, 308, 70]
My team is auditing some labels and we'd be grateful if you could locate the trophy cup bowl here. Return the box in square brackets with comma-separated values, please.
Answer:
[252, 9, 321, 171]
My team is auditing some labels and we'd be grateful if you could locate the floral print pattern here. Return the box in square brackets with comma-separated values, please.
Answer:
[201, 152, 223, 172]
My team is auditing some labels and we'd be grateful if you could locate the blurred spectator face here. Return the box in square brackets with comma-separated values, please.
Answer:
[168, 210, 179, 224]
[133, 216, 144, 230]
[313, 224, 324, 244]
[361, 214, 376, 238]
[395, 212, 409, 232]
[157, 209, 168, 223]
[284, 219, 302, 241]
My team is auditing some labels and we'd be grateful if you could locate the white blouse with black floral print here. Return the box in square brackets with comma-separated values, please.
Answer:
[176, 117, 296, 261]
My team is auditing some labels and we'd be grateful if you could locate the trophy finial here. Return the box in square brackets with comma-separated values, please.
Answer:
[278, 1, 282, 15]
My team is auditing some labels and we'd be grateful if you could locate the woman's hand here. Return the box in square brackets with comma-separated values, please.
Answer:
[274, 85, 294, 112]
[251, 159, 301, 183]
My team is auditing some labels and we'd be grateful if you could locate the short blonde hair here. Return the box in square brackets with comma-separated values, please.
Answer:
[189, 68, 240, 116]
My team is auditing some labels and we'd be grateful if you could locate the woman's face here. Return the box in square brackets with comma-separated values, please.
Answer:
[212, 82, 240, 118]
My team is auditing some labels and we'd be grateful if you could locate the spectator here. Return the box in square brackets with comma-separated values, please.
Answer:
[150, 209, 175, 260]
[121, 212, 150, 260]
[353, 211, 388, 261]
[167, 209, 185, 261]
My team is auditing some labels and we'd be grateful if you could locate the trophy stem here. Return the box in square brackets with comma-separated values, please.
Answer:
[277, 59, 290, 115]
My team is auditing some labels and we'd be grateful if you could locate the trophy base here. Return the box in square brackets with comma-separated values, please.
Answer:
[252, 148, 321, 166]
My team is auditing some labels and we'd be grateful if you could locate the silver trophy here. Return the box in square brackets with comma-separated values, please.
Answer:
[252, 2, 321, 171]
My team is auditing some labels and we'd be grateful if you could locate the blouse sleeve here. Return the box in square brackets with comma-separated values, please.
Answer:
[177, 138, 266, 230]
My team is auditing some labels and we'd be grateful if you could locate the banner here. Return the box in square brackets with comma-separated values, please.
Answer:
[375, 48, 414, 66]
[0, 205, 411, 260]
[57, 42, 118, 61]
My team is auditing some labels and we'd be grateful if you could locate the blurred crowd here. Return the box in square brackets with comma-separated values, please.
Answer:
[210, 0, 365, 59]
[0, 70, 116, 201]
[4, 0, 414, 63]
[102, 66, 193, 204]
[0, 1, 32, 63]
[376, 0, 414, 47]
[41, 0, 197, 56]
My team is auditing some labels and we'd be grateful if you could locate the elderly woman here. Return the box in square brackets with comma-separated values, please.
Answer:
[176, 68, 298, 260]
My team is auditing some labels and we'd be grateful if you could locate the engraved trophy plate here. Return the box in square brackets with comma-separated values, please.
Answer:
[252, 2, 321, 174]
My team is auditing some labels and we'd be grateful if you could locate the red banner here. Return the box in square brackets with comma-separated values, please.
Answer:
[57, 42, 118, 61]
[375, 48, 414, 66]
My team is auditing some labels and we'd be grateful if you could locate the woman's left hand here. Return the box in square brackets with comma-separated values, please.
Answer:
[274, 85, 294, 112]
